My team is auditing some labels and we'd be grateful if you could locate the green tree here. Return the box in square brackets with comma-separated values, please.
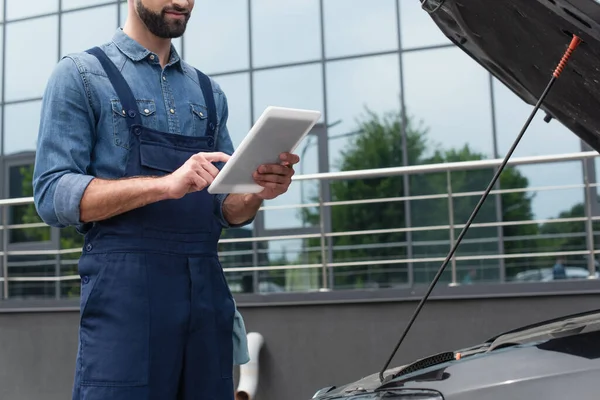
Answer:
[17, 164, 84, 297]
[301, 109, 538, 289]
[536, 199, 600, 271]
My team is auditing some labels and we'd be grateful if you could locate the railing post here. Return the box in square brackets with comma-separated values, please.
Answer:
[447, 170, 458, 286]
[318, 180, 329, 291]
[582, 159, 597, 279]
[2, 205, 8, 299]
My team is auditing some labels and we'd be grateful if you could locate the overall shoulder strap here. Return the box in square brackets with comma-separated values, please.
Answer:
[86, 46, 142, 128]
[194, 68, 218, 139]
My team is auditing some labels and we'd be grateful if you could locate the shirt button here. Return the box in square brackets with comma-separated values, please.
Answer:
[170, 108, 175, 114]
[149, 55, 155, 60]
[199, 112, 204, 117]
[144, 108, 150, 114]
[162, 76, 166, 81]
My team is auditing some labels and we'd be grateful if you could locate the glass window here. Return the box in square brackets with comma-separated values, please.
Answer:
[61, 5, 118, 57]
[0, 28, 4, 110]
[4, 101, 42, 156]
[252, 64, 324, 121]
[323, 0, 398, 58]
[5, 16, 58, 102]
[400, 0, 452, 49]
[252, 64, 324, 230]
[251, 0, 321, 68]
[325, 54, 401, 171]
[62, 0, 112, 11]
[6, 0, 58, 20]
[516, 162, 584, 221]
[212, 73, 251, 149]
[184, 0, 249, 74]
[494, 75, 585, 222]
[493, 78, 581, 158]
[262, 134, 320, 230]
[403, 47, 494, 160]
[6, 160, 51, 244]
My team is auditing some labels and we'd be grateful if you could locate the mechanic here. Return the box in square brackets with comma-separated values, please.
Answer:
[32, 1, 299, 399]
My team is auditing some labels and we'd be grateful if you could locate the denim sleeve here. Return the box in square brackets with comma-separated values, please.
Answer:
[32, 56, 96, 229]
[213, 86, 255, 229]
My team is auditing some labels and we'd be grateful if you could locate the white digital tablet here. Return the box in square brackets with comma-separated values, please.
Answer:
[207, 106, 322, 194]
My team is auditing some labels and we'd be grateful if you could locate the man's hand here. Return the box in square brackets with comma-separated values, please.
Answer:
[162, 152, 231, 199]
[252, 152, 300, 200]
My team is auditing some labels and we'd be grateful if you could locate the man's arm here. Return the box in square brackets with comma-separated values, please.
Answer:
[33, 56, 229, 228]
[33, 56, 98, 228]
[221, 193, 263, 226]
[80, 151, 230, 223]
[33, 57, 171, 227]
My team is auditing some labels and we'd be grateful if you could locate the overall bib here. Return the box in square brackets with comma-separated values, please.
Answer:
[72, 47, 235, 400]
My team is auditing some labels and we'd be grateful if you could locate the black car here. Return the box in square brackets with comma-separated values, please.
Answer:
[311, 308, 600, 399]
[312, 0, 600, 398]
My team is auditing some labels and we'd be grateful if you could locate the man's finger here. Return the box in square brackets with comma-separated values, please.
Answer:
[197, 168, 215, 185]
[191, 174, 207, 191]
[280, 152, 300, 165]
[254, 171, 287, 184]
[201, 160, 220, 177]
[258, 164, 292, 175]
[254, 179, 279, 189]
[202, 152, 231, 163]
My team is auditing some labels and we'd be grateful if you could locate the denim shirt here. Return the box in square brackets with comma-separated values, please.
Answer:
[32, 29, 250, 365]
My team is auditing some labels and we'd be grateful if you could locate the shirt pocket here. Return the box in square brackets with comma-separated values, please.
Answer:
[189, 102, 211, 138]
[111, 99, 157, 149]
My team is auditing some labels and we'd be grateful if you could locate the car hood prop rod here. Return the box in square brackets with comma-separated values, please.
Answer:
[378, 33, 583, 384]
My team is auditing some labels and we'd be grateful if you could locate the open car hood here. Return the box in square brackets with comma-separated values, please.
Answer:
[424, 0, 600, 152]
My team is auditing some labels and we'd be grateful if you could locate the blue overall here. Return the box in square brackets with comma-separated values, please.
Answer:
[72, 47, 235, 400]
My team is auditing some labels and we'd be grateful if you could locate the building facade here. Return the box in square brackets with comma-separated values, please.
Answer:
[0, 0, 597, 299]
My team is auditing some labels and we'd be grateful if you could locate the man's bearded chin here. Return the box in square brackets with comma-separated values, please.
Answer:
[136, 0, 190, 38]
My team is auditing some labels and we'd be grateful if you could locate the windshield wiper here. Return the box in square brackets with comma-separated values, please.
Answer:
[377, 26, 583, 383]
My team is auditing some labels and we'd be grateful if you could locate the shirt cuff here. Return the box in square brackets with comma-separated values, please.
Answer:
[54, 173, 94, 227]
[216, 193, 255, 229]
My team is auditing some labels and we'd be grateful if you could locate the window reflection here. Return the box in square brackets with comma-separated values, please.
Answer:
[7, 161, 50, 244]
[492, 76, 584, 221]
[493, 78, 581, 157]
[516, 163, 584, 220]
[62, 0, 112, 11]
[61, 5, 117, 57]
[184, 0, 249, 74]
[5, 16, 58, 102]
[400, 0, 452, 49]
[212, 73, 251, 148]
[251, 0, 321, 67]
[252, 64, 324, 230]
[253, 64, 324, 121]
[325, 54, 401, 171]
[4, 101, 42, 156]
[323, 0, 397, 58]
[6, 0, 57, 20]
[402, 46, 494, 159]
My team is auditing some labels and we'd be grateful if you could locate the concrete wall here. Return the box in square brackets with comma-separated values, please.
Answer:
[1, 282, 599, 400]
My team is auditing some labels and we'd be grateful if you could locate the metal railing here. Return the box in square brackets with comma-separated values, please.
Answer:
[1, 150, 600, 299]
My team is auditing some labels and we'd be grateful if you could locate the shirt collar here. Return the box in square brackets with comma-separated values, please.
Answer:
[111, 28, 182, 69]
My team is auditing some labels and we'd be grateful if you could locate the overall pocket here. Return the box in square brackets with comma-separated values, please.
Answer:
[79, 252, 150, 387]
